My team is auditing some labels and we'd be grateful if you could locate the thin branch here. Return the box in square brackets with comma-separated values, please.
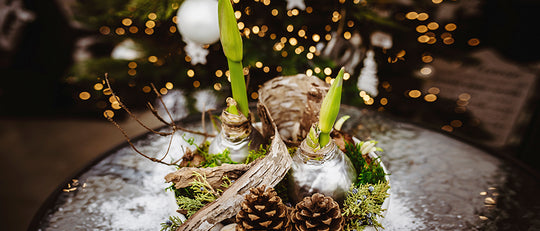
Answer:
[104, 73, 172, 136]
[105, 115, 177, 166]
[151, 83, 177, 127]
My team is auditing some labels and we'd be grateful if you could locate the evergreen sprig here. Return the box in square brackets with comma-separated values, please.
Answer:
[160, 215, 184, 231]
[342, 182, 390, 231]
[174, 172, 232, 218]
[181, 135, 236, 167]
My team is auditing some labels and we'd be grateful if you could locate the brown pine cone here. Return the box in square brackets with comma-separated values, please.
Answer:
[236, 185, 292, 231]
[291, 193, 344, 231]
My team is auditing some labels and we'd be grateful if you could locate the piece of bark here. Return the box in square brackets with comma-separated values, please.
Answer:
[258, 74, 328, 146]
[174, 104, 292, 231]
[165, 162, 255, 190]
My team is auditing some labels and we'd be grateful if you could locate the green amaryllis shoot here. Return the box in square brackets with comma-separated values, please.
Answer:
[318, 67, 344, 147]
[218, 0, 249, 117]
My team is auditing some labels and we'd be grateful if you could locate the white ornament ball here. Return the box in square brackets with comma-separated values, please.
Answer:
[176, 0, 220, 45]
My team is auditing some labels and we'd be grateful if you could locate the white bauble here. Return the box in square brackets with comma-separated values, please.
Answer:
[176, 0, 220, 45]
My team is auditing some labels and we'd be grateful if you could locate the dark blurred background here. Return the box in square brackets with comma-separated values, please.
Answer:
[1, 0, 539, 230]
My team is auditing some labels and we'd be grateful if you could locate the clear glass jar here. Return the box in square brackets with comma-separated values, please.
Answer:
[289, 140, 356, 203]
[208, 110, 263, 163]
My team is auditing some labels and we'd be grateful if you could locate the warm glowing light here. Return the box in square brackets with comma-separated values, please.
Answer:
[306, 53, 314, 59]
[225, 70, 230, 78]
[424, 94, 437, 102]
[263, 66, 270, 73]
[100, 26, 111, 35]
[314, 67, 321, 73]
[428, 87, 440, 94]
[325, 76, 332, 84]
[459, 93, 471, 101]
[172, 16, 177, 23]
[306, 7, 313, 13]
[347, 20, 354, 27]
[289, 37, 298, 46]
[128, 62, 137, 69]
[165, 82, 173, 90]
[420, 67, 432, 75]
[160, 88, 168, 95]
[291, 9, 299, 16]
[417, 13, 429, 21]
[343, 31, 352, 40]
[129, 26, 138, 33]
[312, 34, 320, 42]
[263, 0, 270, 5]
[380, 98, 388, 105]
[214, 83, 222, 91]
[416, 25, 428, 33]
[276, 66, 282, 72]
[252, 26, 260, 34]
[104, 110, 114, 118]
[468, 38, 480, 46]
[325, 25, 332, 31]
[103, 88, 112, 95]
[343, 72, 350, 80]
[286, 24, 294, 32]
[112, 102, 121, 110]
[148, 56, 158, 63]
[365, 98, 374, 105]
[451, 120, 463, 127]
[237, 22, 245, 30]
[441, 125, 453, 132]
[215, 70, 223, 77]
[169, 26, 177, 33]
[146, 21, 156, 28]
[128, 69, 136, 76]
[79, 92, 91, 100]
[142, 86, 151, 93]
[432, 0, 443, 3]
[108, 95, 119, 104]
[427, 22, 439, 30]
[251, 92, 259, 99]
[271, 9, 279, 16]
[418, 35, 430, 43]
[172, 3, 179, 9]
[441, 32, 452, 39]
[397, 50, 406, 58]
[193, 81, 200, 88]
[298, 29, 306, 37]
[422, 55, 433, 63]
[325, 34, 332, 41]
[94, 83, 104, 91]
[324, 67, 332, 75]
[145, 28, 154, 35]
[122, 18, 132, 26]
[445, 23, 457, 31]
[187, 69, 195, 77]
[306, 69, 313, 76]
[281, 51, 288, 57]
[115, 28, 126, 35]
[443, 37, 454, 45]
[409, 90, 421, 98]
[406, 12, 418, 20]
[148, 13, 157, 20]
[309, 46, 317, 53]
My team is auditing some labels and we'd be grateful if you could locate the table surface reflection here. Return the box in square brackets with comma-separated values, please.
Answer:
[31, 106, 540, 230]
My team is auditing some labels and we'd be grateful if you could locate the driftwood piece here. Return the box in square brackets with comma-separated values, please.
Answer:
[175, 104, 292, 231]
[164, 162, 255, 190]
[258, 74, 329, 146]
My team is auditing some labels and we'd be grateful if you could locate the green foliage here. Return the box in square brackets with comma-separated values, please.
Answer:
[181, 135, 237, 167]
[344, 142, 387, 186]
[342, 182, 390, 231]
[243, 144, 268, 164]
[318, 67, 344, 147]
[174, 172, 231, 218]
[160, 215, 184, 231]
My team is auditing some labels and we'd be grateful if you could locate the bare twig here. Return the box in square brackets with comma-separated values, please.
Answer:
[103, 73, 215, 166]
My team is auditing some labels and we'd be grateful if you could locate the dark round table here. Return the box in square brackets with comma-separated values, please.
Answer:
[30, 106, 540, 230]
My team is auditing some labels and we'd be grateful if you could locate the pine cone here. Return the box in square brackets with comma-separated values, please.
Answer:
[291, 193, 344, 231]
[236, 185, 292, 231]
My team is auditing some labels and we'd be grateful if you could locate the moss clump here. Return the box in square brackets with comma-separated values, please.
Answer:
[344, 142, 387, 186]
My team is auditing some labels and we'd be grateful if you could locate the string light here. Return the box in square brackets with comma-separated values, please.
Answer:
[148, 13, 157, 20]
[142, 86, 151, 93]
[79, 92, 91, 100]
[94, 83, 104, 91]
[445, 23, 457, 31]
[214, 83, 222, 91]
[165, 82, 174, 89]
[122, 18, 132, 26]
[468, 38, 480, 46]
[187, 69, 195, 77]
[129, 26, 138, 33]
[115, 28, 125, 35]
[100, 26, 111, 35]
[215, 70, 223, 77]
[104, 110, 114, 118]
[160, 88, 168, 94]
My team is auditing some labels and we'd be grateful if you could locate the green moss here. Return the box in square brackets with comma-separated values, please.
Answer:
[344, 142, 387, 186]
[243, 144, 268, 164]
[160, 215, 183, 231]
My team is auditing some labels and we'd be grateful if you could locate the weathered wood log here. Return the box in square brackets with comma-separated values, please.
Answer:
[174, 104, 292, 231]
[164, 162, 255, 190]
